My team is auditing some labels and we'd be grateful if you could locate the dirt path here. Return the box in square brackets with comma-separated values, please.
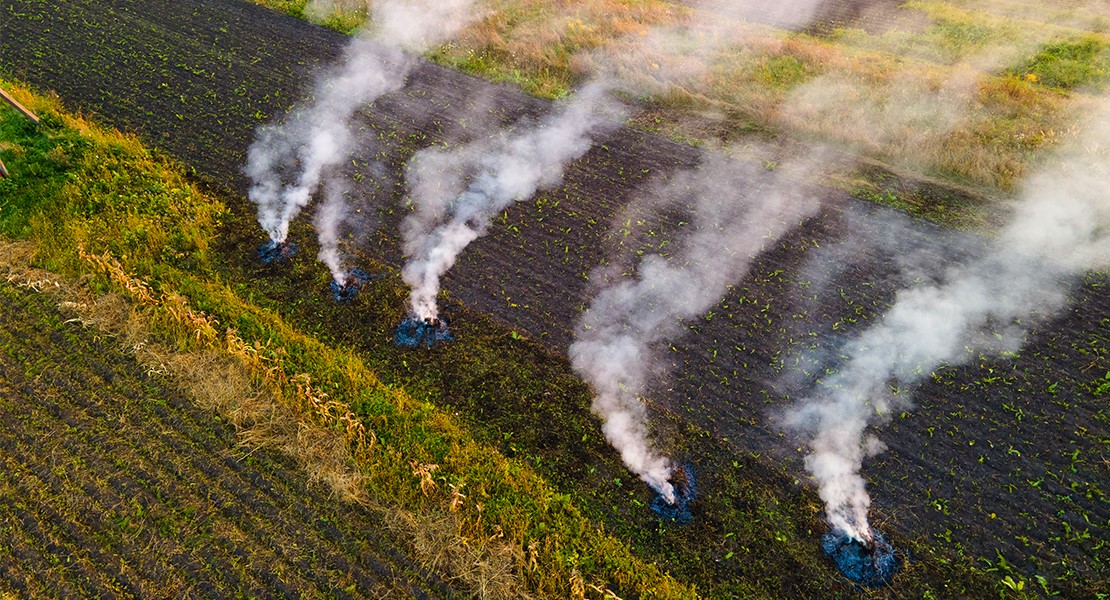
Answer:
[0, 282, 455, 599]
[2, 0, 1106, 591]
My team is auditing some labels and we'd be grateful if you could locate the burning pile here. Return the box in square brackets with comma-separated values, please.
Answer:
[650, 464, 697, 524]
[329, 268, 373, 302]
[822, 529, 899, 587]
[258, 240, 298, 263]
[394, 316, 454, 348]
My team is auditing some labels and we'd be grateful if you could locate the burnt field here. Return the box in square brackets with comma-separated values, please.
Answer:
[0, 281, 454, 599]
[2, 0, 1107, 596]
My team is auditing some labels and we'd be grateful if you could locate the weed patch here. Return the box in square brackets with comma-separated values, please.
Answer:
[1012, 37, 1110, 91]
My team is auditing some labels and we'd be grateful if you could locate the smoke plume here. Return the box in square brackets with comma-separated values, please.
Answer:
[400, 82, 624, 320]
[370, 0, 486, 53]
[245, 0, 480, 278]
[245, 39, 410, 245]
[783, 99, 1110, 541]
[313, 179, 350, 283]
[571, 152, 823, 502]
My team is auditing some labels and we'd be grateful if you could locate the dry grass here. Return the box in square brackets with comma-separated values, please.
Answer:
[386, 509, 532, 600]
[460, 0, 1083, 191]
[434, 0, 682, 96]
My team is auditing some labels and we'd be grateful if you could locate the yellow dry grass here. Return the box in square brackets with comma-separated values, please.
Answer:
[435, 0, 683, 96]
[387, 509, 532, 600]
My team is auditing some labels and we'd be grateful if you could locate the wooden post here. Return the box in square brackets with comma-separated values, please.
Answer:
[0, 86, 39, 178]
[0, 87, 40, 124]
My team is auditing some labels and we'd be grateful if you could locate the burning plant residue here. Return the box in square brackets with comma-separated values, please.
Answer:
[822, 528, 899, 587]
[394, 316, 454, 348]
[650, 464, 697, 524]
[258, 240, 298, 263]
[329, 268, 373, 303]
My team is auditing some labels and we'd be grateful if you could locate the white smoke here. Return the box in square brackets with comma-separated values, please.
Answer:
[245, 0, 480, 259]
[371, 0, 488, 53]
[313, 179, 350, 283]
[571, 152, 824, 502]
[783, 98, 1110, 542]
[400, 82, 624, 320]
[245, 39, 410, 244]
[714, 0, 825, 30]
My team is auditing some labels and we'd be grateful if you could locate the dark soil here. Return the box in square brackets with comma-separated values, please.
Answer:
[0, 281, 456, 598]
[3, 0, 1106, 596]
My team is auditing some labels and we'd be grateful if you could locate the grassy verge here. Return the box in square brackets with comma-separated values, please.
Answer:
[2, 77, 1080, 597]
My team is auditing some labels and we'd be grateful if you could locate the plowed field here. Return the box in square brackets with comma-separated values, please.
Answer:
[2, 0, 1106, 597]
[0, 281, 454, 598]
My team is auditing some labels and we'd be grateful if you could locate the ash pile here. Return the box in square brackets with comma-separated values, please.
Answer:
[258, 240, 298, 263]
[822, 529, 899, 587]
[330, 268, 373, 303]
[651, 464, 697, 524]
[394, 316, 454, 348]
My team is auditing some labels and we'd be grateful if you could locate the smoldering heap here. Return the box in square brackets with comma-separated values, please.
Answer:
[329, 267, 373, 302]
[650, 464, 697, 524]
[394, 316, 454, 348]
[257, 240, 298, 263]
[822, 529, 899, 587]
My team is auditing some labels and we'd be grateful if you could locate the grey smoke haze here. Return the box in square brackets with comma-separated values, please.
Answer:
[586, 0, 1057, 186]
[371, 0, 487, 53]
[245, 0, 479, 278]
[400, 82, 624, 320]
[783, 99, 1110, 542]
[570, 152, 824, 502]
[584, 0, 854, 97]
